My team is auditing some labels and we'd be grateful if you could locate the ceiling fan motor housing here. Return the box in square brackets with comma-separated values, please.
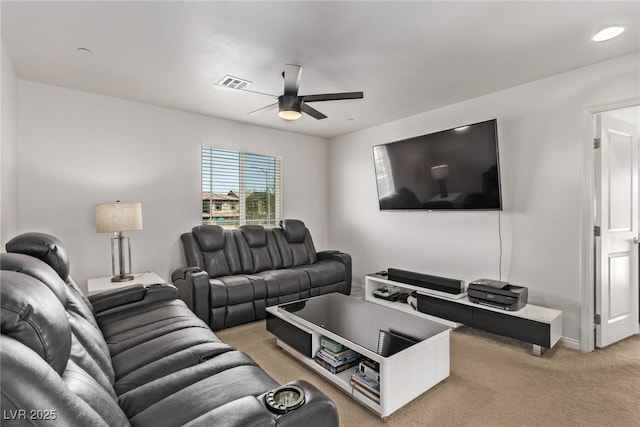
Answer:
[278, 95, 301, 114]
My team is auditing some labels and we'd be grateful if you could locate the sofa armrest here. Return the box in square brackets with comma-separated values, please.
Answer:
[89, 283, 178, 315]
[317, 250, 352, 295]
[171, 266, 201, 282]
[172, 269, 211, 324]
[268, 380, 339, 427]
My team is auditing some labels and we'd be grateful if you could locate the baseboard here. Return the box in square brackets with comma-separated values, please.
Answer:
[559, 337, 580, 350]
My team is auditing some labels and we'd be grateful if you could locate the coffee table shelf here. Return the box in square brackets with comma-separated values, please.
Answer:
[266, 294, 450, 417]
[276, 339, 382, 413]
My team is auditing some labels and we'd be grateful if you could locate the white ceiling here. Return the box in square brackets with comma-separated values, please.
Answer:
[2, 1, 638, 139]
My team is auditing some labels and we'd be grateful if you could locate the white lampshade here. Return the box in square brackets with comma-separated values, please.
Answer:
[95, 202, 143, 233]
[430, 165, 449, 180]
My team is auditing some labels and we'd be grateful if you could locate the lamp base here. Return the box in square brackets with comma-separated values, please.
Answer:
[110, 234, 134, 282]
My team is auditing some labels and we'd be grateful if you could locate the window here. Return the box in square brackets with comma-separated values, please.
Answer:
[201, 147, 282, 228]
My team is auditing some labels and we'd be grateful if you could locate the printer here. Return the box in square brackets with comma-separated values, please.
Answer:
[467, 279, 528, 311]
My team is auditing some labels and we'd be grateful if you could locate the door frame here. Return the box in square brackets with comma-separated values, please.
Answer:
[580, 96, 640, 352]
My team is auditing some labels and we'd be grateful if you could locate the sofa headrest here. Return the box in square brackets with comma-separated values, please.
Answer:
[1, 270, 71, 375]
[193, 225, 226, 251]
[240, 225, 267, 248]
[6, 232, 71, 282]
[0, 253, 68, 305]
[280, 219, 307, 243]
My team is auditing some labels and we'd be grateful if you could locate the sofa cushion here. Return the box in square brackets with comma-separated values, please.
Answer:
[104, 312, 214, 357]
[193, 225, 226, 251]
[188, 226, 245, 278]
[1, 252, 68, 304]
[0, 335, 113, 426]
[280, 219, 307, 243]
[1, 270, 71, 375]
[98, 298, 226, 386]
[299, 259, 346, 288]
[182, 396, 274, 427]
[63, 359, 130, 426]
[236, 227, 275, 273]
[274, 227, 317, 267]
[254, 269, 311, 306]
[121, 351, 278, 426]
[99, 300, 210, 346]
[69, 311, 117, 393]
[209, 276, 267, 306]
[111, 326, 222, 379]
[6, 232, 71, 281]
[114, 341, 234, 395]
[5, 237, 98, 329]
[240, 225, 267, 247]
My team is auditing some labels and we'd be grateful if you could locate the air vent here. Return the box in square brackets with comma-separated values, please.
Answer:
[217, 75, 252, 90]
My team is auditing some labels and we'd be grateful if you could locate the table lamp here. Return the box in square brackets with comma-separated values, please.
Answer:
[95, 201, 143, 282]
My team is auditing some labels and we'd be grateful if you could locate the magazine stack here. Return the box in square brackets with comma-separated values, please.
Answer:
[314, 336, 361, 374]
[350, 357, 380, 403]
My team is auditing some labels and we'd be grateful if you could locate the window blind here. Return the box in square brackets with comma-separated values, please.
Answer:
[201, 147, 282, 228]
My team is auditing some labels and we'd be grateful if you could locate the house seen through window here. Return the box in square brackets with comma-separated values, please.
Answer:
[201, 147, 282, 228]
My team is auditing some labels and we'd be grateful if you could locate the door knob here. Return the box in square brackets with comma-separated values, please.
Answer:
[634, 235, 640, 245]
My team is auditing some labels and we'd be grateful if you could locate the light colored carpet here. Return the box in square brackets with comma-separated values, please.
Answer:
[217, 320, 640, 427]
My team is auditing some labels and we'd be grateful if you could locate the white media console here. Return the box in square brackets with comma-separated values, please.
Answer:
[365, 273, 562, 356]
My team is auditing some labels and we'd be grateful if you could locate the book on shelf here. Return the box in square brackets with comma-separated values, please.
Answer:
[317, 347, 360, 364]
[314, 355, 360, 374]
[360, 357, 380, 372]
[316, 351, 360, 368]
[358, 360, 380, 382]
[349, 380, 380, 403]
[351, 371, 380, 394]
[320, 336, 344, 353]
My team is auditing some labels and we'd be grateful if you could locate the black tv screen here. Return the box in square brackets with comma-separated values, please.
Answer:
[372, 119, 502, 211]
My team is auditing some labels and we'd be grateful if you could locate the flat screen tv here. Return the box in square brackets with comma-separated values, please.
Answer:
[372, 119, 502, 211]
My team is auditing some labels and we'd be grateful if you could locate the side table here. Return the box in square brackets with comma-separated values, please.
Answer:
[87, 272, 165, 296]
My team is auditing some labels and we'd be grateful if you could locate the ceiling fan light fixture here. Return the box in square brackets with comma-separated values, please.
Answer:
[278, 95, 302, 120]
[278, 109, 302, 121]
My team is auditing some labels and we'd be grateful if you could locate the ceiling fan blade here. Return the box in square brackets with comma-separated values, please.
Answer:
[237, 88, 278, 98]
[283, 64, 302, 96]
[247, 102, 278, 115]
[301, 92, 364, 102]
[301, 103, 327, 120]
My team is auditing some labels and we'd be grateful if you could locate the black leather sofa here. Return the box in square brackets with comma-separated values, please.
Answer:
[172, 219, 351, 331]
[1, 233, 339, 427]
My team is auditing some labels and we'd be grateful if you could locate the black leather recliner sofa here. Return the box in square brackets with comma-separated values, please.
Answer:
[1, 233, 338, 427]
[172, 219, 351, 331]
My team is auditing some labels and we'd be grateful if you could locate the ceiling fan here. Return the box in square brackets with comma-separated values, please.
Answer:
[247, 64, 364, 121]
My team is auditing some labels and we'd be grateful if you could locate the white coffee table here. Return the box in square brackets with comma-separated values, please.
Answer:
[266, 293, 450, 417]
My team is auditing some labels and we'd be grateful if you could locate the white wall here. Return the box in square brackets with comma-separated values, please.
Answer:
[328, 53, 640, 344]
[16, 81, 329, 290]
[1, 40, 18, 247]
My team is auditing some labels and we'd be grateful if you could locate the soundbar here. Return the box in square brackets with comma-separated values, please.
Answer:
[387, 268, 464, 295]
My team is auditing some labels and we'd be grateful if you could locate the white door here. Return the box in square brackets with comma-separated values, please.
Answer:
[595, 114, 639, 348]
